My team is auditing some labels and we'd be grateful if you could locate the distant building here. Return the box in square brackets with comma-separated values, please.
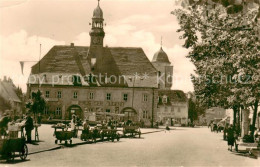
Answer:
[151, 46, 188, 126]
[0, 76, 22, 116]
[27, 1, 158, 123]
[199, 107, 226, 125]
[157, 90, 188, 125]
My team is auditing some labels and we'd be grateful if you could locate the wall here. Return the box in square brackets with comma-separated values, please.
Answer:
[157, 101, 188, 125]
[28, 85, 158, 122]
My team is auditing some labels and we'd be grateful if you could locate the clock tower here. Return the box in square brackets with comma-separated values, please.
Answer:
[90, 0, 105, 47]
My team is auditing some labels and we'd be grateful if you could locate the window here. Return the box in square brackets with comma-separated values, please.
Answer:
[57, 91, 62, 98]
[91, 58, 96, 66]
[123, 94, 128, 101]
[89, 108, 94, 112]
[143, 94, 148, 102]
[106, 93, 111, 100]
[143, 110, 148, 119]
[73, 92, 78, 99]
[45, 91, 50, 98]
[56, 107, 61, 115]
[178, 107, 181, 113]
[89, 92, 94, 100]
[106, 109, 110, 113]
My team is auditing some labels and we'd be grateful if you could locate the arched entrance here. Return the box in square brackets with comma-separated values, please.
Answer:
[121, 107, 137, 122]
[66, 105, 83, 120]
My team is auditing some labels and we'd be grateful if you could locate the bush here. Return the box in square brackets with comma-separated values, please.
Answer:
[242, 135, 254, 143]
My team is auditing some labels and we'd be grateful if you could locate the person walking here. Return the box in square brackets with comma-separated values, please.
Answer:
[165, 119, 170, 132]
[25, 113, 34, 143]
[223, 124, 229, 140]
[0, 113, 11, 138]
[71, 114, 77, 137]
[227, 125, 235, 151]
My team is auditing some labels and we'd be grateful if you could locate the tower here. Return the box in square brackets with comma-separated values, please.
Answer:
[89, 0, 105, 47]
[152, 38, 173, 90]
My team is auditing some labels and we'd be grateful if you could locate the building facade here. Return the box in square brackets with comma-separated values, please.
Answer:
[27, 1, 158, 124]
[156, 90, 188, 126]
[199, 107, 226, 125]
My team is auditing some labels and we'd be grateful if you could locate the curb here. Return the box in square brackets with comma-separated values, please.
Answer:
[28, 146, 62, 155]
[141, 130, 164, 135]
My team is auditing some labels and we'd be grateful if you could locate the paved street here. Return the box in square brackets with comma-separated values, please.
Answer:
[2, 126, 259, 167]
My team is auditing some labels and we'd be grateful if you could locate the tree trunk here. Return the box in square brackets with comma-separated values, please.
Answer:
[241, 108, 250, 137]
[237, 107, 240, 135]
[250, 100, 259, 138]
[232, 106, 237, 126]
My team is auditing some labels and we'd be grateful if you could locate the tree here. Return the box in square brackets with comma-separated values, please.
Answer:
[173, 1, 260, 138]
[26, 90, 46, 122]
[188, 93, 206, 124]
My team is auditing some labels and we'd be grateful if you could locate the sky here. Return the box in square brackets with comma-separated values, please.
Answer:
[0, 0, 195, 93]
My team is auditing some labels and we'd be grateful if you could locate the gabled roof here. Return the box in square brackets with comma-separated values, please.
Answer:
[110, 47, 157, 75]
[0, 81, 21, 103]
[158, 90, 187, 103]
[31, 45, 158, 88]
[32, 46, 90, 75]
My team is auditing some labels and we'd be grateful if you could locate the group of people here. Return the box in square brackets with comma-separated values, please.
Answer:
[0, 112, 35, 143]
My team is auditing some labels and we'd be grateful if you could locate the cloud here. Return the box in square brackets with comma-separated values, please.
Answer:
[0, 13, 195, 93]
[0, 30, 65, 92]
[72, 32, 90, 46]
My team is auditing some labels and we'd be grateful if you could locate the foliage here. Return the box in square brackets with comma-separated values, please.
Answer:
[26, 90, 46, 118]
[188, 95, 206, 123]
[173, 0, 260, 136]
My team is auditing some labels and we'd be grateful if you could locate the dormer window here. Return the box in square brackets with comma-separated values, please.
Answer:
[91, 58, 96, 66]
[162, 95, 167, 103]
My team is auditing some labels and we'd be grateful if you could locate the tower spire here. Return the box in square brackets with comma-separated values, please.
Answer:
[90, 0, 105, 47]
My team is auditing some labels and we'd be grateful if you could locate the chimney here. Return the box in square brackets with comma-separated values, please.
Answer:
[71, 43, 74, 47]
[3, 76, 7, 82]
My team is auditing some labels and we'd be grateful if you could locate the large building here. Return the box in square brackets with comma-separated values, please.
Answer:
[27, 1, 158, 123]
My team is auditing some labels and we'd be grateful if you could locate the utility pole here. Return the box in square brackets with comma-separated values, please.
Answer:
[151, 88, 154, 128]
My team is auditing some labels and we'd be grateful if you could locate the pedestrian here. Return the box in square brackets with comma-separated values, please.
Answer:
[165, 119, 170, 132]
[71, 114, 77, 137]
[227, 124, 235, 151]
[25, 112, 34, 143]
[37, 113, 42, 124]
[0, 112, 11, 138]
[223, 124, 228, 140]
[83, 120, 90, 134]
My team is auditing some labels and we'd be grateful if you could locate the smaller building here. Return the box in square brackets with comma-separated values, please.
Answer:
[199, 107, 226, 125]
[157, 90, 188, 126]
[0, 77, 22, 117]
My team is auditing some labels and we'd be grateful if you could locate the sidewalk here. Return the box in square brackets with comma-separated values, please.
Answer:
[235, 139, 260, 158]
[26, 124, 164, 154]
